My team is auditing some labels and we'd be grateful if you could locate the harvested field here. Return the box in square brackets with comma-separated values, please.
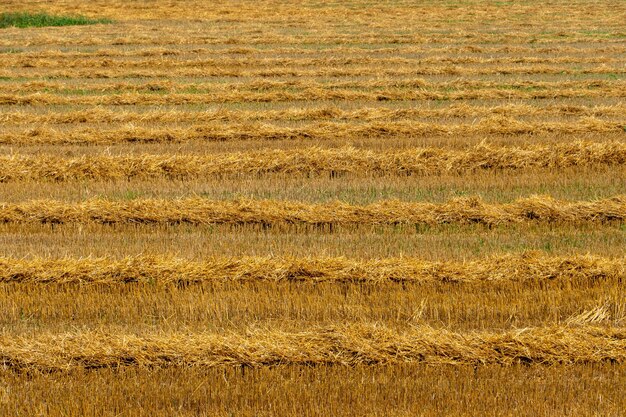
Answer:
[0, 0, 624, 415]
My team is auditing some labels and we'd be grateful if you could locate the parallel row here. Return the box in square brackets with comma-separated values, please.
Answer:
[3, 105, 625, 125]
[3, 32, 624, 47]
[3, 65, 625, 78]
[4, 56, 625, 69]
[4, 79, 622, 93]
[2, 119, 623, 144]
[3, 84, 625, 105]
[0, 253, 622, 284]
[2, 324, 624, 370]
[1, 142, 624, 181]
[6, 44, 626, 58]
[0, 196, 624, 225]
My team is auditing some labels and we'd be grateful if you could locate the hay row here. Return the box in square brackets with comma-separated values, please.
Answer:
[1, 324, 625, 370]
[3, 28, 622, 47]
[2, 78, 621, 95]
[3, 64, 623, 79]
[3, 86, 624, 106]
[3, 104, 624, 125]
[0, 196, 624, 226]
[1, 142, 624, 182]
[0, 253, 622, 285]
[8, 44, 626, 59]
[2, 118, 622, 145]
[4, 55, 622, 70]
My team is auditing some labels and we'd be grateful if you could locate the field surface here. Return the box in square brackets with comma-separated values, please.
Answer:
[0, 0, 625, 416]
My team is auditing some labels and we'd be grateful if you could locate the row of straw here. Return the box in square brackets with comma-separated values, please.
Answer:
[1, 118, 623, 144]
[5, 24, 620, 46]
[0, 253, 622, 285]
[2, 104, 625, 125]
[1, 78, 621, 93]
[7, 44, 626, 59]
[2, 64, 623, 80]
[3, 55, 622, 70]
[0, 196, 624, 225]
[1, 324, 624, 370]
[2, 86, 625, 106]
[1, 142, 624, 182]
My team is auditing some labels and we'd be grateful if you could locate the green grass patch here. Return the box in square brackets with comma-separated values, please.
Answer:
[0, 12, 112, 29]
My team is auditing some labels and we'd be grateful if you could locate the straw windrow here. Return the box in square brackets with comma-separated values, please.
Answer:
[1, 142, 624, 182]
[1, 118, 624, 144]
[0, 196, 623, 226]
[2, 104, 625, 125]
[0, 253, 622, 285]
[2, 87, 625, 105]
[2, 64, 625, 79]
[2, 324, 625, 370]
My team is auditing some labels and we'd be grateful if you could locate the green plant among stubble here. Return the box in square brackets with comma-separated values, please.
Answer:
[0, 12, 112, 29]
